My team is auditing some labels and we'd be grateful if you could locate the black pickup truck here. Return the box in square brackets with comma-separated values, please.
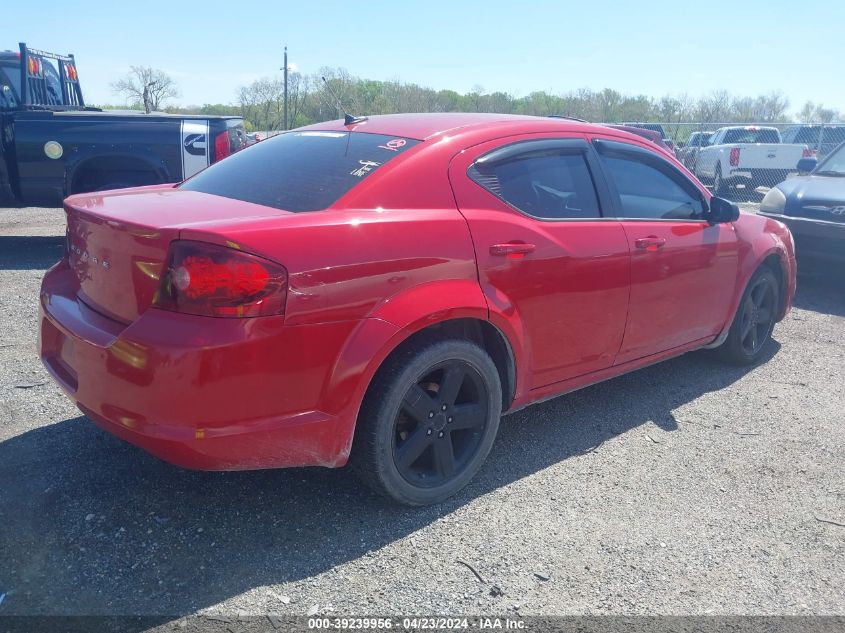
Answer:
[1, 43, 245, 206]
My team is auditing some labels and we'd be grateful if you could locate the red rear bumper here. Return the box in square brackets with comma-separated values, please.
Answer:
[39, 260, 360, 470]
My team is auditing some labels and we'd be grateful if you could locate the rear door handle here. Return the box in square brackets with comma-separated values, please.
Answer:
[634, 236, 666, 251]
[490, 242, 536, 257]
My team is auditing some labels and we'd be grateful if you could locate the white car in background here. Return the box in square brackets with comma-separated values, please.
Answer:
[694, 126, 810, 195]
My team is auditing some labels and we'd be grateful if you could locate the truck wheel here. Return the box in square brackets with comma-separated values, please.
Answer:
[713, 165, 728, 195]
[715, 266, 779, 365]
[71, 163, 162, 195]
[350, 337, 502, 506]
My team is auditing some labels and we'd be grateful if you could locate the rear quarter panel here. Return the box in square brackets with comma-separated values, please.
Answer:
[177, 148, 483, 462]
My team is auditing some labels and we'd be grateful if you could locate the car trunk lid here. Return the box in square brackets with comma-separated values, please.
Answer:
[65, 186, 293, 323]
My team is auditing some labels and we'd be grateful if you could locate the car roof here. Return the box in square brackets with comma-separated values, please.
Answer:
[785, 123, 845, 129]
[299, 112, 620, 142]
[721, 125, 778, 130]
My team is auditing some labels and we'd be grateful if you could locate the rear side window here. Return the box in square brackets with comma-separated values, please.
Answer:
[596, 143, 705, 220]
[180, 131, 420, 212]
[469, 151, 601, 219]
[0, 66, 20, 107]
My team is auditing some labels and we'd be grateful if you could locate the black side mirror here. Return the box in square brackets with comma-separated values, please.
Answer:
[708, 196, 740, 223]
[796, 157, 817, 174]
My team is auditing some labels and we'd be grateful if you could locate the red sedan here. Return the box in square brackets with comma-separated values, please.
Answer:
[40, 113, 796, 505]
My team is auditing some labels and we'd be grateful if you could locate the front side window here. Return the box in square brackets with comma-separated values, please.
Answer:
[598, 147, 705, 220]
[469, 151, 601, 219]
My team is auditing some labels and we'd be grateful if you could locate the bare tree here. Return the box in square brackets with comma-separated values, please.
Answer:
[798, 101, 841, 123]
[749, 92, 790, 122]
[695, 90, 732, 124]
[112, 66, 180, 113]
[237, 78, 284, 130]
[468, 85, 485, 112]
[596, 88, 623, 122]
[286, 72, 310, 128]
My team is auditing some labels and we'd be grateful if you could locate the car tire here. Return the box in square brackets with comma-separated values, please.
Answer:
[350, 337, 502, 506]
[715, 266, 780, 365]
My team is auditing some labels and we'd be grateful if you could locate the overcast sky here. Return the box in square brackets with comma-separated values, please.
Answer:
[6, 0, 844, 114]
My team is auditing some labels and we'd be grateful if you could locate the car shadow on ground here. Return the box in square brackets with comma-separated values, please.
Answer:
[0, 236, 64, 271]
[793, 266, 845, 318]
[0, 343, 778, 621]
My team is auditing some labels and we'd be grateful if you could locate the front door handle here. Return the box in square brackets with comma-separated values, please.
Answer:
[634, 236, 666, 251]
[490, 242, 536, 257]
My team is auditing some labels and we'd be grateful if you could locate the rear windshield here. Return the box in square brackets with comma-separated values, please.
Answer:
[722, 128, 780, 144]
[688, 133, 712, 146]
[180, 131, 420, 212]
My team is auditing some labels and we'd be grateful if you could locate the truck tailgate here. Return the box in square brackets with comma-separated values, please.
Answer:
[736, 144, 806, 169]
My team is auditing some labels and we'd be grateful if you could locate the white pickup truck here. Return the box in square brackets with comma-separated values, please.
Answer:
[693, 126, 809, 194]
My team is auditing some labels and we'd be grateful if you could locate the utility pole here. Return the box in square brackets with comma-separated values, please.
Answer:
[283, 46, 288, 130]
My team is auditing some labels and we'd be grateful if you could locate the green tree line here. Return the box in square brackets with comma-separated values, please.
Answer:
[99, 66, 843, 135]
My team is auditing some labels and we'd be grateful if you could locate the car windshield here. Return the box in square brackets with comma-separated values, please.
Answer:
[817, 143, 845, 175]
[722, 128, 780, 144]
[180, 130, 420, 212]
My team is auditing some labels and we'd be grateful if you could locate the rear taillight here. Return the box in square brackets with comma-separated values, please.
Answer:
[154, 241, 287, 318]
[213, 131, 231, 163]
[27, 57, 42, 76]
[729, 147, 741, 167]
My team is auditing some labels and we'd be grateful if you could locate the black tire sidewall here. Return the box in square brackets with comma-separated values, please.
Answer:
[364, 339, 502, 506]
[722, 268, 779, 364]
[714, 166, 724, 194]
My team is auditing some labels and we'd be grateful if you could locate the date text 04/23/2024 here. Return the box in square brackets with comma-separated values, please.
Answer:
[307, 617, 526, 629]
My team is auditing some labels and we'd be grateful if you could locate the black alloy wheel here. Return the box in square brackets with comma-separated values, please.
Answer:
[351, 337, 502, 506]
[393, 360, 490, 487]
[716, 266, 780, 365]
[739, 274, 777, 356]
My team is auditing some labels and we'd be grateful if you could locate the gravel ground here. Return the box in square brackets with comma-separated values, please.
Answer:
[0, 205, 843, 619]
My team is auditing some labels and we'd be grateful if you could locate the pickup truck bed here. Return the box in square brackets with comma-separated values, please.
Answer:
[4, 109, 243, 205]
[1, 43, 245, 206]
